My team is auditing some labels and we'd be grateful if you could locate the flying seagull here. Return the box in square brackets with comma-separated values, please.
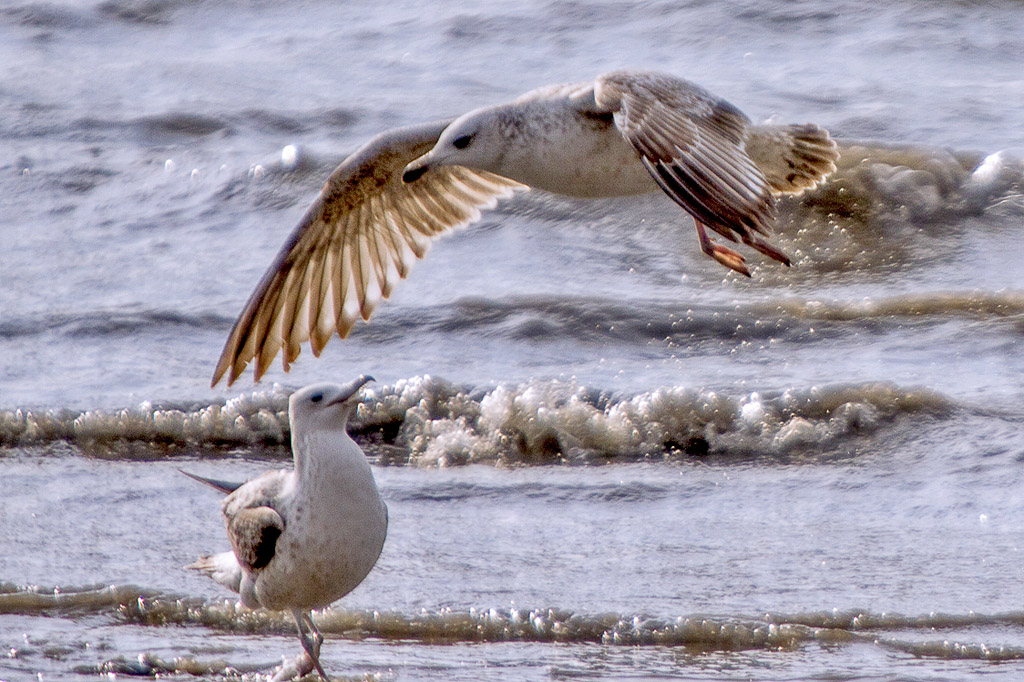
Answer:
[212, 69, 839, 386]
[185, 377, 387, 681]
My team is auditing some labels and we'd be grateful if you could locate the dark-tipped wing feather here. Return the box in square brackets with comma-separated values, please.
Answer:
[179, 468, 244, 495]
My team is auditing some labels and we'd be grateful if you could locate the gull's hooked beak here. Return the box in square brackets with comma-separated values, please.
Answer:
[402, 154, 432, 184]
[328, 374, 375, 406]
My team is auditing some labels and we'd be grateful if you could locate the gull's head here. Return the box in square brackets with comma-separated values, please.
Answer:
[289, 375, 375, 431]
[402, 107, 505, 183]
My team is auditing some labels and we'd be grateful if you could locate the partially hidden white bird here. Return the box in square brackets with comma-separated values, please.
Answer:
[184, 376, 386, 681]
[211, 69, 839, 387]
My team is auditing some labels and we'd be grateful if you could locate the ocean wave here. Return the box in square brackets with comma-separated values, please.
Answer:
[375, 377, 952, 466]
[95, 0, 188, 26]
[0, 308, 227, 341]
[0, 388, 291, 456]
[746, 140, 1024, 278]
[756, 291, 1024, 321]
[0, 3, 95, 30]
[6, 290, 1022, 349]
[801, 140, 1024, 222]
[400, 291, 1024, 346]
[3, 583, 1022, 662]
[0, 377, 952, 464]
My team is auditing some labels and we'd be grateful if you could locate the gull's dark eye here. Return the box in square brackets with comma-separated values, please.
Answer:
[310, 392, 323, 404]
[453, 134, 473, 150]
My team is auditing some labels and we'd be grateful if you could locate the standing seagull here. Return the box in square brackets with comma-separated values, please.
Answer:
[212, 69, 839, 387]
[185, 376, 386, 681]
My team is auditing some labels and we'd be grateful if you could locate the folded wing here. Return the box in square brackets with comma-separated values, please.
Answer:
[594, 70, 777, 244]
[227, 506, 285, 572]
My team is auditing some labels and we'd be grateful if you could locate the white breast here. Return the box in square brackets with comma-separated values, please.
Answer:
[253, 433, 387, 612]
[494, 98, 657, 199]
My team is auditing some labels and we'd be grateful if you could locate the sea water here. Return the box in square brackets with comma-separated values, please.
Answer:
[2, 1, 1024, 680]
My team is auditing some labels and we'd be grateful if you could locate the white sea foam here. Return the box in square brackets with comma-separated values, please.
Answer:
[362, 376, 949, 466]
[0, 377, 952, 462]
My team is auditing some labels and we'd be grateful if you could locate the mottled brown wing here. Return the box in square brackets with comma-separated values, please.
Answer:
[594, 70, 776, 243]
[226, 506, 285, 572]
[212, 119, 526, 387]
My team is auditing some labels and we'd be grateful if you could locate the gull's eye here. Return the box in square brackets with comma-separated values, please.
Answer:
[453, 134, 473, 150]
[310, 392, 323, 404]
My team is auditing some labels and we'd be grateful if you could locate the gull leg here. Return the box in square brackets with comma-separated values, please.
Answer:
[694, 220, 750, 277]
[301, 611, 325, 659]
[292, 609, 329, 681]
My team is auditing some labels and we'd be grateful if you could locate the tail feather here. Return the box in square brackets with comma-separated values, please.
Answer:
[745, 123, 839, 196]
[187, 551, 243, 594]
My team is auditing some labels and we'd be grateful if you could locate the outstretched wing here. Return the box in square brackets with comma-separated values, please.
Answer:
[212, 119, 526, 387]
[593, 70, 776, 244]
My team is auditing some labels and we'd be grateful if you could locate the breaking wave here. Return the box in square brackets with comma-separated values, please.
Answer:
[0, 376, 953, 465]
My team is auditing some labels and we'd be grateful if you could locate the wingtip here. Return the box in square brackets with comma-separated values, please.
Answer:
[179, 467, 244, 494]
[254, 353, 273, 384]
[210, 357, 229, 388]
[210, 368, 232, 389]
